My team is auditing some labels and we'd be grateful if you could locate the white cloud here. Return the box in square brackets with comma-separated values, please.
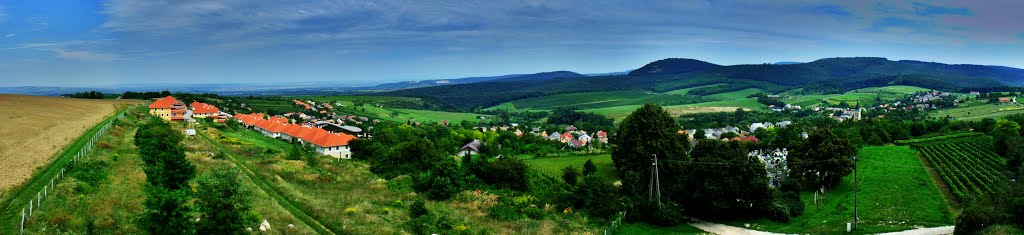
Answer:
[11, 40, 122, 62]
[0, 4, 7, 22]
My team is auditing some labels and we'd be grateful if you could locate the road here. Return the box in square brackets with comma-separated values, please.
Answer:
[690, 221, 954, 235]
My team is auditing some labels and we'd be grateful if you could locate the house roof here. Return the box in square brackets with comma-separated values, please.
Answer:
[560, 132, 573, 140]
[190, 101, 219, 114]
[596, 130, 607, 137]
[568, 140, 584, 148]
[462, 139, 481, 152]
[149, 96, 180, 109]
[566, 125, 577, 131]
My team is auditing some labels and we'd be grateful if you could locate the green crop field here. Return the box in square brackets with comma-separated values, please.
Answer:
[664, 83, 725, 96]
[718, 146, 953, 234]
[581, 98, 765, 121]
[492, 91, 699, 111]
[909, 135, 1008, 201]
[929, 100, 1024, 121]
[782, 85, 930, 108]
[704, 88, 763, 100]
[524, 154, 617, 182]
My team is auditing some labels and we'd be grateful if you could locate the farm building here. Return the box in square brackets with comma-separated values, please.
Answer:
[149, 96, 186, 121]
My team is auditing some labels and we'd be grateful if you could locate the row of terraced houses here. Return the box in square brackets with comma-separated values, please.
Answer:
[234, 113, 357, 159]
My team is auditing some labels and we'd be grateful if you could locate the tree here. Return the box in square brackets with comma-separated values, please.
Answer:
[611, 104, 689, 219]
[143, 186, 195, 235]
[561, 166, 580, 185]
[685, 140, 771, 218]
[574, 175, 622, 219]
[480, 158, 530, 191]
[790, 127, 855, 188]
[693, 129, 707, 140]
[196, 167, 255, 234]
[413, 158, 473, 200]
[582, 159, 597, 176]
[991, 119, 1022, 156]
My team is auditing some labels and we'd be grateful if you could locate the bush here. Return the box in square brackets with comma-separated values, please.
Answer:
[573, 175, 621, 219]
[640, 201, 685, 226]
[955, 199, 997, 234]
[70, 160, 110, 187]
[561, 166, 579, 185]
[582, 159, 597, 176]
[767, 202, 791, 223]
[410, 200, 428, 218]
[480, 158, 530, 191]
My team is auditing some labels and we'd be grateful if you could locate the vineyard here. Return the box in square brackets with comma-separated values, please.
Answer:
[912, 136, 1009, 201]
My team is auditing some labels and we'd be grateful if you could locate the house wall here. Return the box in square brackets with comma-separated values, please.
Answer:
[150, 108, 173, 120]
[315, 145, 352, 159]
[456, 149, 477, 157]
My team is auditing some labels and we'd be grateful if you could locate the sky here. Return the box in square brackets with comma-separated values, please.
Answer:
[1, 0, 1023, 87]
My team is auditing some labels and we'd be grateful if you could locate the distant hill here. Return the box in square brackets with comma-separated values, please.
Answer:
[379, 57, 1024, 111]
[774, 61, 803, 65]
[628, 58, 721, 76]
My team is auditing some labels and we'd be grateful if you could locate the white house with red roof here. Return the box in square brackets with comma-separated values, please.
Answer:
[190, 101, 224, 122]
[235, 113, 357, 159]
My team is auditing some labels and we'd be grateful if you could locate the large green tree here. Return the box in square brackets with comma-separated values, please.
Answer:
[991, 119, 1022, 156]
[196, 167, 255, 234]
[790, 127, 856, 188]
[685, 140, 771, 218]
[611, 104, 689, 214]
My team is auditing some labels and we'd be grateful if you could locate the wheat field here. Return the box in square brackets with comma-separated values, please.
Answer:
[0, 94, 143, 190]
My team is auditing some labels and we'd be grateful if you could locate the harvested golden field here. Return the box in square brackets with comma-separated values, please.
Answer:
[0, 94, 143, 190]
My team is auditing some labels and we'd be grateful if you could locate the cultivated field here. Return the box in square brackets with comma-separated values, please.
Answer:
[783, 85, 930, 108]
[907, 134, 1008, 201]
[0, 95, 141, 190]
[930, 99, 1024, 121]
[582, 98, 763, 121]
[523, 154, 617, 181]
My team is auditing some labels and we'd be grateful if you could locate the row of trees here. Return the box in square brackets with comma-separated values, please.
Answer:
[62, 91, 106, 99]
[134, 117, 254, 234]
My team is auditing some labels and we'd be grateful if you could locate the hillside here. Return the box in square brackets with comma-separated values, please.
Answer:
[379, 57, 1024, 111]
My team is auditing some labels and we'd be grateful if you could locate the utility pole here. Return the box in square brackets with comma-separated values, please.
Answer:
[648, 154, 663, 210]
[853, 155, 859, 230]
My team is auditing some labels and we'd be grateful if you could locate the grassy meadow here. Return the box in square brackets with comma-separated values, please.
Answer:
[782, 85, 930, 108]
[523, 154, 618, 182]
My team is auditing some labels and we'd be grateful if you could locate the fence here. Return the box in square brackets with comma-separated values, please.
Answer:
[18, 110, 126, 234]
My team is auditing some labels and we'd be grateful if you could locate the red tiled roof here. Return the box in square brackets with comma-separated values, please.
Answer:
[233, 112, 357, 147]
[560, 133, 573, 140]
[308, 132, 356, 147]
[191, 101, 220, 114]
[149, 96, 180, 109]
[596, 130, 608, 137]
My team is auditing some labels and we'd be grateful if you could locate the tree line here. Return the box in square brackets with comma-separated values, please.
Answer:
[134, 117, 254, 234]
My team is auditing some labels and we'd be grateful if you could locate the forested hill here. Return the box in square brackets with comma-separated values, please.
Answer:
[377, 57, 1024, 111]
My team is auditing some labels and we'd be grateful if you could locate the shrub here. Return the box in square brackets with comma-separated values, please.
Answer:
[70, 160, 110, 187]
[480, 158, 530, 191]
[561, 166, 579, 185]
[410, 200, 428, 218]
[582, 159, 597, 176]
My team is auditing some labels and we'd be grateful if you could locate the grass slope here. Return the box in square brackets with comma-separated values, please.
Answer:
[664, 84, 725, 96]
[721, 146, 953, 234]
[582, 98, 765, 121]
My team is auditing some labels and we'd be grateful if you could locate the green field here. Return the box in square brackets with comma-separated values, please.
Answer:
[664, 84, 725, 96]
[930, 99, 1024, 121]
[490, 91, 699, 111]
[783, 85, 931, 108]
[719, 146, 953, 234]
[581, 98, 765, 121]
[298, 95, 489, 124]
[704, 88, 762, 100]
[617, 223, 707, 235]
[524, 154, 618, 182]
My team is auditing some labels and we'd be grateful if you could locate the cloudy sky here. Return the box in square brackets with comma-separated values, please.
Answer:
[2, 0, 1023, 87]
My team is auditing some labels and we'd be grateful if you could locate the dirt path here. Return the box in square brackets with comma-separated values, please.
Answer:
[877, 226, 954, 235]
[915, 151, 961, 209]
[688, 221, 785, 235]
[690, 221, 954, 235]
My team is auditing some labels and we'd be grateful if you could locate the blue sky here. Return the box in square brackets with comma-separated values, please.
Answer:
[1, 0, 1023, 87]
